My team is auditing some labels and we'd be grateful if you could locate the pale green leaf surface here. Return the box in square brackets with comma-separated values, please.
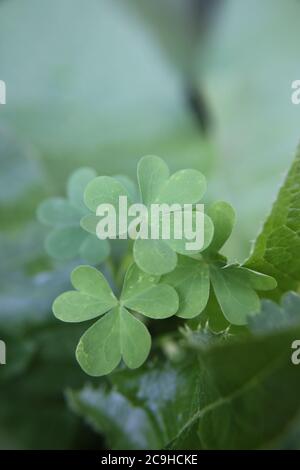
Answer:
[114, 175, 138, 203]
[84, 176, 132, 213]
[157, 169, 206, 205]
[53, 266, 117, 322]
[37, 198, 81, 227]
[76, 306, 151, 376]
[133, 238, 177, 275]
[207, 201, 235, 253]
[52, 291, 112, 323]
[237, 267, 277, 291]
[210, 265, 260, 325]
[137, 155, 169, 206]
[120, 307, 151, 368]
[120, 263, 178, 318]
[76, 307, 122, 376]
[71, 266, 116, 302]
[162, 256, 210, 318]
[45, 227, 86, 260]
[124, 285, 178, 319]
[79, 234, 110, 265]
[80, 214, 100, 234]
[120, 263, 159, 302]
[67, 167, 97, 212]
[165, 212, 214, 255]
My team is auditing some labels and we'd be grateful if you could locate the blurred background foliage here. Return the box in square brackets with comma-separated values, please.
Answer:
[0, 0, 299, 449]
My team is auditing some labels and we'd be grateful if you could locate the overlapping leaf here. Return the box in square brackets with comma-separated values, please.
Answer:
[53, 263, 179, 376]
[159, 201, 276, 324]
[37, 167, 110, 264]
[84, 155, 214, 275]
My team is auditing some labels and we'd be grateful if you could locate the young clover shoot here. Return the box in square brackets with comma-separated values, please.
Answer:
[83, 155, 214, 275]
[52, 263, 179, 376]
[37, 167, 110, 264]
[162, 201, 277, 325]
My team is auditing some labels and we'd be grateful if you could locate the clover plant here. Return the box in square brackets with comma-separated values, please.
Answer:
[53, 263, 178, 376]
[162, 201, 277, 324]
[39, 156, 277, 376]
[83, 155, 214, 275]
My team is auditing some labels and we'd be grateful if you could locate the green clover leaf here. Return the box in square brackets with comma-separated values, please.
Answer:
[37, 167, 110, 264]
[161, 201, 277, 324]
[162, 255, 210, 319]
[53, 263, 179, 376]
[84, 155, 214, 275]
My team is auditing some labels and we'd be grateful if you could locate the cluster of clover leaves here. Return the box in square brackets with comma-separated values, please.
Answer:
[38, 156, 277, 376]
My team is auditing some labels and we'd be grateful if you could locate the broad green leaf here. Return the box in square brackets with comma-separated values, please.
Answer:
[120, 307, 151, 368]
[67, 167, 97, 212]
[76, 307, 122, 376]
[79, 234, 110, 265]
[67, 384, 160, 450]
[168, 326, 300, 450]
[133, 238, 177, 275]
[45, 227, 86, 260]
[210, 265, 260, 325]
[137, 155, 169, 206]
[71, 265, 116, 301]
[37, 198, 81, 227]
[162, 256, 210, 318]
[207, 201, 235, 253]
[157, 169, 206, 205]
[245, 148, 300, 298]
[84, 176, 132, 213]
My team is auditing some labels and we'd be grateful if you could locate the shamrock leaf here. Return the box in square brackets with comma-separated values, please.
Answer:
[160, 201, 277, 324]
[37, 167, 110, 264]
[84, 155, 214, 275]
[162, 256, 210, 319]
[53, 263, 179, 376]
